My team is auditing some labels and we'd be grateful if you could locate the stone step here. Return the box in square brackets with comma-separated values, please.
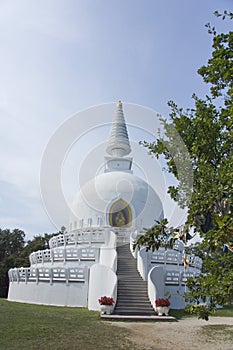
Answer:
[115, 301, 153, 306]
[117, 290, 149, 296]
[118, 284, 147, 287]
[117, 292, 149, 296]
[117, 291, 149, 296]
[117, 272, 141, 275]
[114, 305, 154, 310]
[118, 273, 143, 276]
[117, 282, 147, 286]
[101, 314, 176, 321]
[116, 296, 153, 303]
[118, 286, 147, 289]
[114, 311, 155, 316]
[117, 294, 149, 298]
[117, 289, 149, 294]
[114, 308, 155, 313]
[117, 268, 139, 271]
[117, 265, 137, 268]
[118, 283, 147, 286]
[118, 276, 146, 280]
[118, 286, 147, 290]
[118, 277, 146, 280]
[118, 279, 147, 283]
[116, 296, 151, 301]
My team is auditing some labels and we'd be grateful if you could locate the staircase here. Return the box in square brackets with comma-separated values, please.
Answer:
[113, 244, 156, 316]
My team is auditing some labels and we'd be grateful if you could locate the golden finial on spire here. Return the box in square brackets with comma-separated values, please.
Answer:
[117, 100, 122, 107]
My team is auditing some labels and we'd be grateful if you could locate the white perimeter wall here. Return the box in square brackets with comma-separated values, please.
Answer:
[8, 281, 88, 307]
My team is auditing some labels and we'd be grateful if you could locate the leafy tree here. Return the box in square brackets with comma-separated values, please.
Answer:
[0, 228, 26, 297]
[19, 233, 54, 265]
[135, 11, 233, 319]
[0, 228, 25, 260]
[185, 242, 207, 260]
[0, 229, 56, 298]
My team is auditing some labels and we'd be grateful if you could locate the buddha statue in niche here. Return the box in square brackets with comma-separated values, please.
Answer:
[114, 210, 126, 227]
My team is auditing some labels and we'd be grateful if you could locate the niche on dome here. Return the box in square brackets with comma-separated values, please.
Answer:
[109, 199, 132, 227]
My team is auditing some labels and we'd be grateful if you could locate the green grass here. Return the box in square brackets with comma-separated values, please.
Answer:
[169, 304, 233, 319]
[214, 304, 233, 317]
[0, 299, 141, 350]
[169, 308, 191, 319]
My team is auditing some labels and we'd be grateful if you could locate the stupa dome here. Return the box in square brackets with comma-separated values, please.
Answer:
[69, 171, 163, 230]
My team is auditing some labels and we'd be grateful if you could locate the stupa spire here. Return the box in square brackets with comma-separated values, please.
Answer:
[106, 101, 131, 157]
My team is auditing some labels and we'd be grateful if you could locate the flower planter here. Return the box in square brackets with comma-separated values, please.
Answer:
[156, 306, 169, 316]
[100, 305, 114, 315]
[155, 298, 170, 315]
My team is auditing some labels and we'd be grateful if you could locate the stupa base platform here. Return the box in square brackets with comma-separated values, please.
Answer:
[100, 314, 177, 321]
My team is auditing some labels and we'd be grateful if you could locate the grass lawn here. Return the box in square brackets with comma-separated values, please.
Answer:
[0, 299, 140, 350]
[169, 304, 233, 320]
[169, 308, 191, 319]
[214, 304, 233, 317]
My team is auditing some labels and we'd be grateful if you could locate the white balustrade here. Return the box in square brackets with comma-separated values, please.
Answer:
[166, 250, 181, 265]
[181, 271, 197, 285]
[173, 240, 185, 252]
[65, 247, 80, 260]
[150, 248, 202, 270]
[52, 267, 67, 281]
[36, 251, 43, 264]
[29, 246, 100, 265]
[43, 249, 52, 262]
[53, 248, 65, 261]
[68, 267, 86, 282]
[29, 267, 39, 282]
[165, 270, 180, 285]
[151, 249, 166, 264]
[80, 247, 97, 261]
[8, 266, 88, 285]
[48, 228, 108, 249]
[37, 267, 51, 281]
[164, 270, 199, 286]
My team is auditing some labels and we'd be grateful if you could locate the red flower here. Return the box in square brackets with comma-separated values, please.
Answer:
[98, 296, 115, 306]
[155, 298, 170, 307]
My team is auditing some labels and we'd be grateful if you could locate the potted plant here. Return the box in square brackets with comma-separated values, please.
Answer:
[98, 296, 115, 315]
[155, 298, 170, 316]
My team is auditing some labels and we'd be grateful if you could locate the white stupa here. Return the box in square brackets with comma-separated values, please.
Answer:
[69, 101, 163, 233]
[7, 102, 202, 313]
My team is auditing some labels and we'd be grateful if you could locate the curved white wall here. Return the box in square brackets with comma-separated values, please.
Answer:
[137, 247, 150, 280]
[99, 248, 117, 272]
[88, 264, 117, 311]
[105, 230, 117, 248]
[148, 266, 165, 310]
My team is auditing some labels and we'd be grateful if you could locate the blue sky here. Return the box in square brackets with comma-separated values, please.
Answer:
[0, 0, 232, 239]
